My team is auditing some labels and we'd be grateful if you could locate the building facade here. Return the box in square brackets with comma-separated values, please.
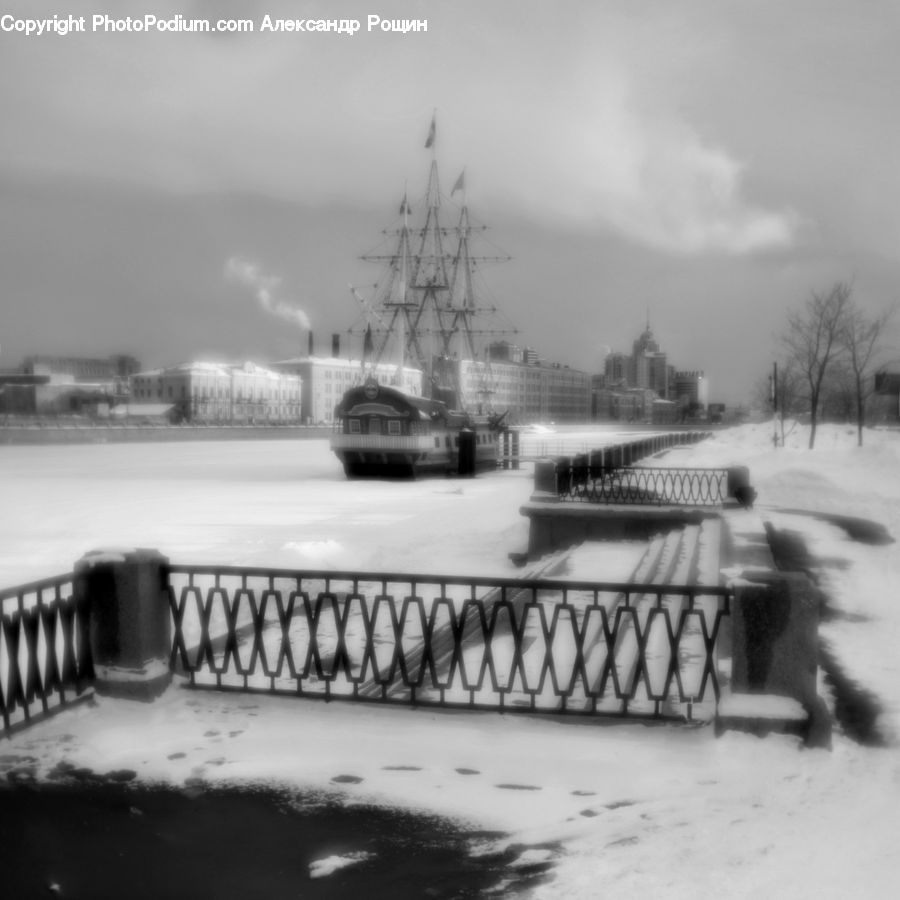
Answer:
[673, 370, 710, 413]
[458, 357, 591, 423]
[130, 361, 302, 423]
[593, 323, 710, 422]
[271, 357, 422, 425]
[1, 353, 143, 416]
[22, 355, 140, 390]
[628, 326, 669, 398]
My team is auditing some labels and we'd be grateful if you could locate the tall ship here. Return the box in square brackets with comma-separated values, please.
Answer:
[330, 119, 513, 478]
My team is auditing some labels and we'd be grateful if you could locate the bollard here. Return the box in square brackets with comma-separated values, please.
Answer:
[532, 458, 560, 500]
[727, 466, 756, 508]
[74, 548, 172, 700]
[458, 428, 476, 476]
[556, 455, 573, 496]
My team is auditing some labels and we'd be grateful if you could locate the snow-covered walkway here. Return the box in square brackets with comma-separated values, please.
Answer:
[2, 423, 899, 897]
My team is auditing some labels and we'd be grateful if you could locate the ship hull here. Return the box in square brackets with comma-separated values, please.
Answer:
[330, 381, 498, 479]
[331, 423, 498, 478]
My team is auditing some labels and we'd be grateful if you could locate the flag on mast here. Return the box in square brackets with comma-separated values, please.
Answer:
[399, 194, 410, 215]
[451, 170, 466, 196]
[424, 114, 436, 149]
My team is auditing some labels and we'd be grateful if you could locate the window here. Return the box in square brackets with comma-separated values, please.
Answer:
[369, 418, 381, 434]
[349, 419, 360, 434]
[388, 420, 401, 435]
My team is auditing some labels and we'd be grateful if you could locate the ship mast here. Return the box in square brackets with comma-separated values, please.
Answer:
[355, 115, 514, 409]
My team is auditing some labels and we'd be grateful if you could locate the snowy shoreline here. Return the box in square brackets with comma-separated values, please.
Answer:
[3, 423, 900, 897]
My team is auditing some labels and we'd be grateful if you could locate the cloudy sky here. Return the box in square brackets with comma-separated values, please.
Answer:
[2, 0, 898, 403]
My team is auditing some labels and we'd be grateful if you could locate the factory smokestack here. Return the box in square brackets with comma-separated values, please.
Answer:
[332, 333, 340, 358]
[308, 331, 314, 357]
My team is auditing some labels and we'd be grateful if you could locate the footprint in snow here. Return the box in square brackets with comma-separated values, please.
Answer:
[455, 768, 480, 775]
[495, 783, 541, 791]
[606, 835, 639, 848]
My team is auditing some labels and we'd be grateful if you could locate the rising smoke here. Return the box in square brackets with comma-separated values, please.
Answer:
[224, 257, 311, 331]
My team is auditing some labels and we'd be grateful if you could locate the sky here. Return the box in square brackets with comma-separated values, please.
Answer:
[2, 0, 899, 403]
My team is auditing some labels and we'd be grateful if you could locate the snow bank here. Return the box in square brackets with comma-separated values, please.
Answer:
[3, 422, 899, 898]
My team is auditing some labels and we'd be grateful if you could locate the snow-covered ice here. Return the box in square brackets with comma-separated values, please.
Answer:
[2, 423, 900, 898]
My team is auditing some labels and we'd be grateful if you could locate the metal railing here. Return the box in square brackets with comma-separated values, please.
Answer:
[559, 465, 730, 506]
[517, 430, 712, 463]
[0, 574, 93, 735]
[167, 565, 731, 721]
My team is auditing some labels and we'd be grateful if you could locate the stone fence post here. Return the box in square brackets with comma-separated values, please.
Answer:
[74, 548, 172, 700]
[729, 569, 831, 747]
[532, 458, 560, 501]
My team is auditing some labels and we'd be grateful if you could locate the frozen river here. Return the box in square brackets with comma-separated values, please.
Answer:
[4, 423, 900, 900]
[0, 438, 541, 588]
[0, 428, 669, 588]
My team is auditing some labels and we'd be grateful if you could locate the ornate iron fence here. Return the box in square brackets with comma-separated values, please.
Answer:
[0, 574, 93, 736]
[559, 465, 730, 506]
[167, 565, 731, 722]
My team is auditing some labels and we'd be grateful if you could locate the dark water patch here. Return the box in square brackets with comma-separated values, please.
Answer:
[0, 781, 532, 899]
[819, 639, 888, 747]
[764, 522, 817, 575]
[775, 509, 894, 545]
[500, 841, 563, 881]
[0, 754, 37, 765]
[819, 607, 870, 624]
[765, 521, 889, 746]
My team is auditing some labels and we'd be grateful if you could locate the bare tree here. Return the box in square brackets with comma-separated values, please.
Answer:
[782, 281, 853, 449]
[841, 300, 897, 446]
[819, 357, 856, 424]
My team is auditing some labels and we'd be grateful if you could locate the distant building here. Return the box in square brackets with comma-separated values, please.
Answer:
[271, 357, 422, 425]
[628, 325, 669, 398]
[874, 366, 900, 422]
[130, 361, 302, 424]
[0, 353, 141, 416]
[457, 355, 591, 424]
[593, 323, 712, 422]
[604, 352, 628, 385]
[22, 354, 140, 388]
[487, 341, 524, 364]
[674, 370, 709, 415]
